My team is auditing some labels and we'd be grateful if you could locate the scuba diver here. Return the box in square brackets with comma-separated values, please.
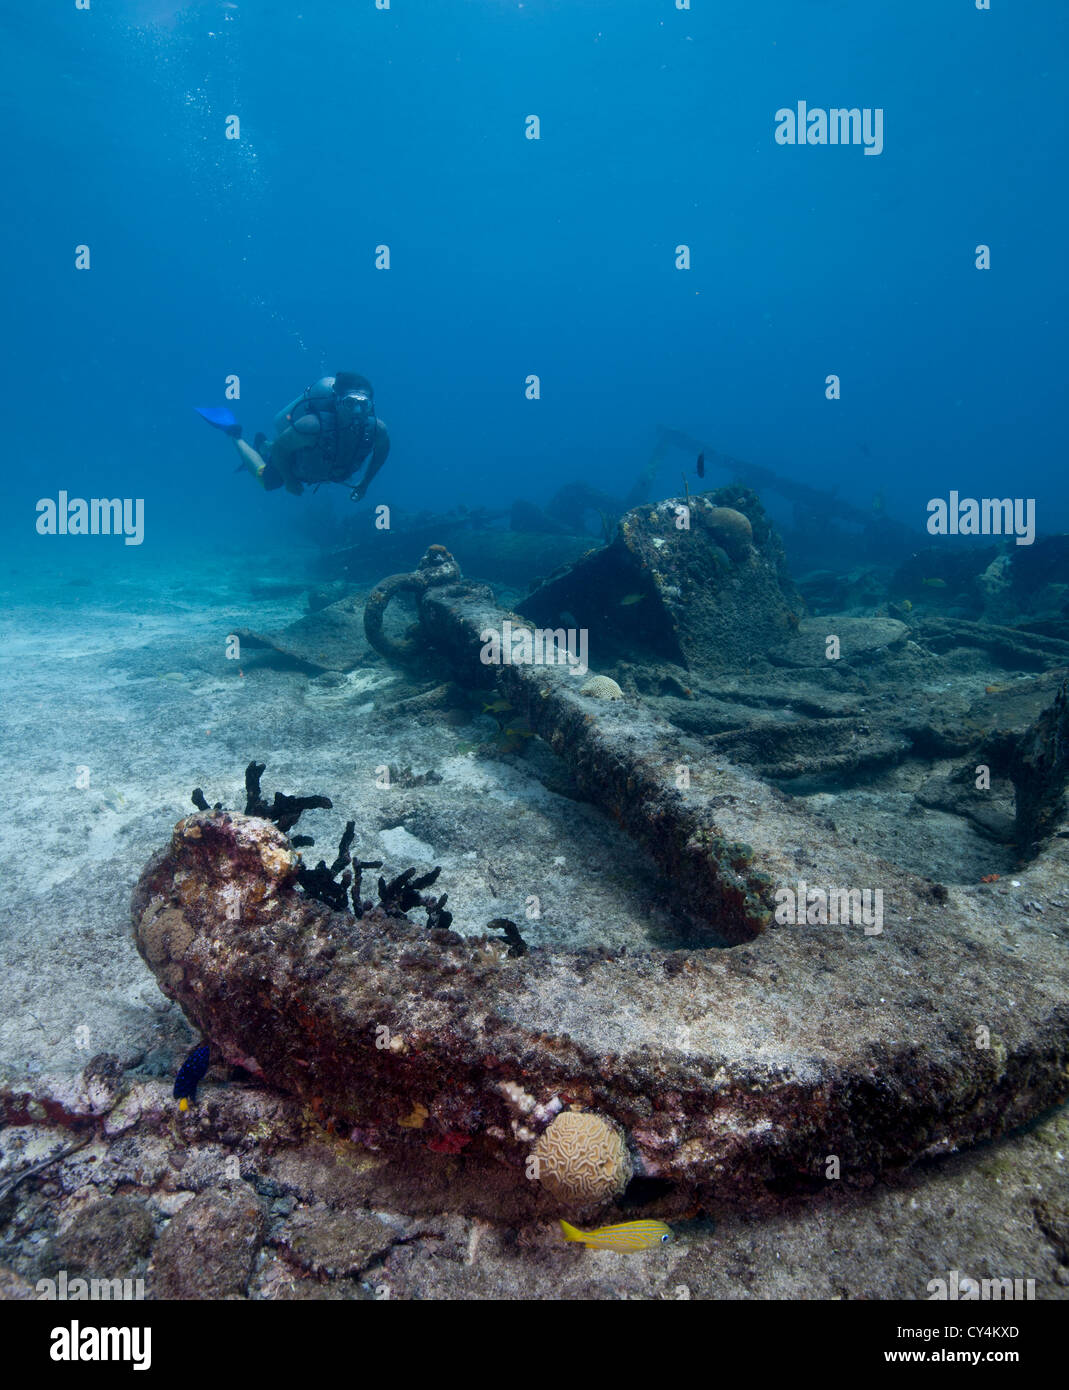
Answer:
[196, 371, 390, 500]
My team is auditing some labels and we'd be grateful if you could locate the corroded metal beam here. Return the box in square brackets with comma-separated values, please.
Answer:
[368, 548, 936, 945]
[416, 578, 775, 943]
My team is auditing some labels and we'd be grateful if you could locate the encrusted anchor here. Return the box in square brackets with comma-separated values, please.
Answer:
[363, 545, 465, 663]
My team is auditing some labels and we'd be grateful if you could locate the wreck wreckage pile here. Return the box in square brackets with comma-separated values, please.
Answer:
[131, 499, 1069, 1213]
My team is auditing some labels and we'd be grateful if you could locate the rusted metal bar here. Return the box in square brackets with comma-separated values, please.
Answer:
[367, 548, 847, 942]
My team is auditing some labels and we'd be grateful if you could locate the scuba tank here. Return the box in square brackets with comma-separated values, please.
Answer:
[272, 376, 335, 439]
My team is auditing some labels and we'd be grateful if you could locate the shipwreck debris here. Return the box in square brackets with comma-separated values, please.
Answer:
[132, 800, 1069, 1205]
[517, 488, 800, 672]
[122, 532, 1069, 1216]
[233, 593, 370, 672]
[364, 544, 463, 665]
[1011, 676, 1069, 850]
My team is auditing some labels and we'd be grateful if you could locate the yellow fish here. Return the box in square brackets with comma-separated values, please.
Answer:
[559, 1219, 672, 1251]
[619, 593, 645, 607]
[483, 699, 513, 714]
[921, 577, 947, 589]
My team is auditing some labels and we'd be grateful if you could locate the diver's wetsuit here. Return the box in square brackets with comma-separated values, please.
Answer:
[235, 375, 390, 499]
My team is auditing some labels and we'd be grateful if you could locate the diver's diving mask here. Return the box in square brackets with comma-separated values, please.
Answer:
[339, 389, 373, 421]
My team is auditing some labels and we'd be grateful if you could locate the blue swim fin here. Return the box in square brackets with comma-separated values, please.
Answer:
[195, 406, 242, 439]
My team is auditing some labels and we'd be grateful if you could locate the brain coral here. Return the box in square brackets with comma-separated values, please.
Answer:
[704, 505, 753, 560]
[579, 676, 624, 700]
[530, 1111, 632, 1205]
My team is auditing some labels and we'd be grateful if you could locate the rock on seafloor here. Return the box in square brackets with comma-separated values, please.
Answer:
[131, 808, 1069, 1212]
[150, 1189, 267, 1299]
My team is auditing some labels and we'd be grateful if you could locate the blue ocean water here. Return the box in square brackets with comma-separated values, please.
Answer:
[3, 1, 1066, 564]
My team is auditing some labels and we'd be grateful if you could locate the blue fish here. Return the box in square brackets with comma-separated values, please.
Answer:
[194, 406, 242, 439]
[173, 1042, 211, 1110]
